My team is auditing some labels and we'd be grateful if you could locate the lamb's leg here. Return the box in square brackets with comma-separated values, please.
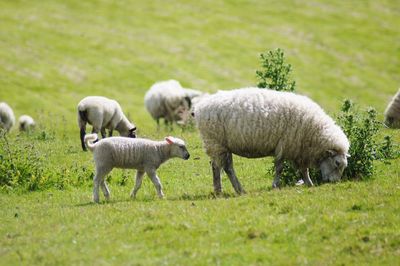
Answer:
[100, 180, 110, 201]
[300, 168, 314, 187]
[146, 170, 164, 198]
[130, 170, 145, 198]
[222, 153, 245, 194]
[272, 158, 283, 188]
[93, 166, 112, 203]
[80, 126, 86, 151]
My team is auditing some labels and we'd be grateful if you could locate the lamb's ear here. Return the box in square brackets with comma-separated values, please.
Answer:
[346, 153, 351, 158]
[129, 127, 136, 132]
[165, 136, 174, 145]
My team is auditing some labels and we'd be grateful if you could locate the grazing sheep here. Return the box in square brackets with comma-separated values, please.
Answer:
[18, 115, 35, 132]
[77, 96, 137, 151]
[144, 80, 204, 128]
[84, 134, 190, 203]
[384, 89, 400, 128]
[194, 88, 350, 194]
[0, 102, 15, 133]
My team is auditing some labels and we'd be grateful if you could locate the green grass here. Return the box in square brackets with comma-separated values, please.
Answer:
[1, 0, 400, 265]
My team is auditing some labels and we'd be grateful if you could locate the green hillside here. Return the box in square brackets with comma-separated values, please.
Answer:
[1, 0, 399, 265]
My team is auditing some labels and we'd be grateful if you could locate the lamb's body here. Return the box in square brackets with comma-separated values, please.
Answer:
[144, 80, 203, 128]
[85, 134, 190, 203]
[77, 96, 136, 151]
[194, 88, 349, 193]
[384, 89, 400, 128]
[0, 102, 15, 132]
[18, 115, 35, 132]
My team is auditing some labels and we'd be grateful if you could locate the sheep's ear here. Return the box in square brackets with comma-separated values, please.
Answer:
[165, 136, 174, 145]
[130, 127, 136, 132]
[346, 153, 351, 158]
[326, 150, 337, 157]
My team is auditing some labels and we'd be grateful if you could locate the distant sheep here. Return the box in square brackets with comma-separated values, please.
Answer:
[194, 88, 350, 194]
[84, 134, 190, 203]
[18, 115, 35, 132]
[384, 89, 400, 128]
[77, 96, 137, 151]
[0, 102, 15, 133]
[144, 80, 204, 128]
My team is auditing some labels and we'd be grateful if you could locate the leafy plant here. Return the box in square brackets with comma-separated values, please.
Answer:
[256, 48, 296, 91]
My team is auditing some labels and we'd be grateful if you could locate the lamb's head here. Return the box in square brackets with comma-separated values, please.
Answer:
[319, 150, 349, 182]
[165, 136, 190, 160]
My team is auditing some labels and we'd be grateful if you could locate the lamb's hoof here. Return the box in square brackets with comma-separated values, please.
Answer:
[295, 179, 304, 186]
[272, 183, 280, 189]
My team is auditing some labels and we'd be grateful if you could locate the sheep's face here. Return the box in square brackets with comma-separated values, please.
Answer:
[165, 136, 190, 160]
[319, 151, 348, 182]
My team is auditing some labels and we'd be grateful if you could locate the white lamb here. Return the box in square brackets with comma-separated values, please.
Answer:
[84, 134, 190, 203]
[194, 88, 350, 194]
[384, 89, 400, 128]
[144, 80, 203, 128]
[77, 96, 137, 151]
[18, 115, 35, 132]
[0, 102, 15, 133]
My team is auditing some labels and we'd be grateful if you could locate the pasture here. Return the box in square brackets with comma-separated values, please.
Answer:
[1, 0, 399, 265]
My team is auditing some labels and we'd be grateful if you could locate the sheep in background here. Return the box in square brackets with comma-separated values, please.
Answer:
[194, 88, 350, 194]
[384, 89, 400, 128]
[84, 134, 190, 203]
[144, 79, 204, 129]
[0, 102, 15, 133]
[18, 115, 35, 132]
[77, 96, 137, 151]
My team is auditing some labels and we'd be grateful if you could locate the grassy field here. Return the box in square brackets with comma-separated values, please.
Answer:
[1, 0, 400, 265]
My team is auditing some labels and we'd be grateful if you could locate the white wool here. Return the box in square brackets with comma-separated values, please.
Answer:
[0, 102, 15, 132]
[18, 115, 35, 131]
[144, 79, 205, 126]
[77, 96, 136, 151]
[195, 88, 349, 167]
[84, 134, 190, 202]
[384, 89, 400, 128]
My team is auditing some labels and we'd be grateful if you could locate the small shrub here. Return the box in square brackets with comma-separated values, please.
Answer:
[256, 48, 296, 92]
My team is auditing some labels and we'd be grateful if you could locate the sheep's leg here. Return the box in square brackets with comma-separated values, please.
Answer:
[300, 168, 314, 187]
[146, 170, 164, 198]
[272, 159, 283, 188]
[108, 129, 113, 137]
[222, 153, 245, 194]
[80, 126, 87, 151]
[211, 161, 222, 194]
[130, 171, 145, 198]
[93, 166, 112, 203]
[100, 180, 110, 201]
[100, 128, 106, 139]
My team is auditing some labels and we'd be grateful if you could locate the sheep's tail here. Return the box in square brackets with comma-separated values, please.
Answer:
[84, 133, 98, 152]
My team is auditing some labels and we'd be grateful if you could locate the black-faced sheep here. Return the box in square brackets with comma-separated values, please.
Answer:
[194, 88, 350, 194]
[0, 102, 15, 133]
[384, 89, 400, 128]
[84, 134, 190, 203]
[77, 96, 137, 151]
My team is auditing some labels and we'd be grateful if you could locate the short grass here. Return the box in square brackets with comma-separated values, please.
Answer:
[1, 0, 400, 265]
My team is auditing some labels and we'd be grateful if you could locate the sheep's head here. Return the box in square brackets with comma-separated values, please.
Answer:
[165, 136, 190, 160]
[319, 150, 349, 182]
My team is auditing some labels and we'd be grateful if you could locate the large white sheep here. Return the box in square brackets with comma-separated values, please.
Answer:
[0, 102, 15, 133]
[77, 96, 137, 151]
[194, 88, 350, 194]
[384, 89, 400, 128]
[18, 115, 35, 132]
[144, 80, 203, 128]
[84, 134, 190, 203]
